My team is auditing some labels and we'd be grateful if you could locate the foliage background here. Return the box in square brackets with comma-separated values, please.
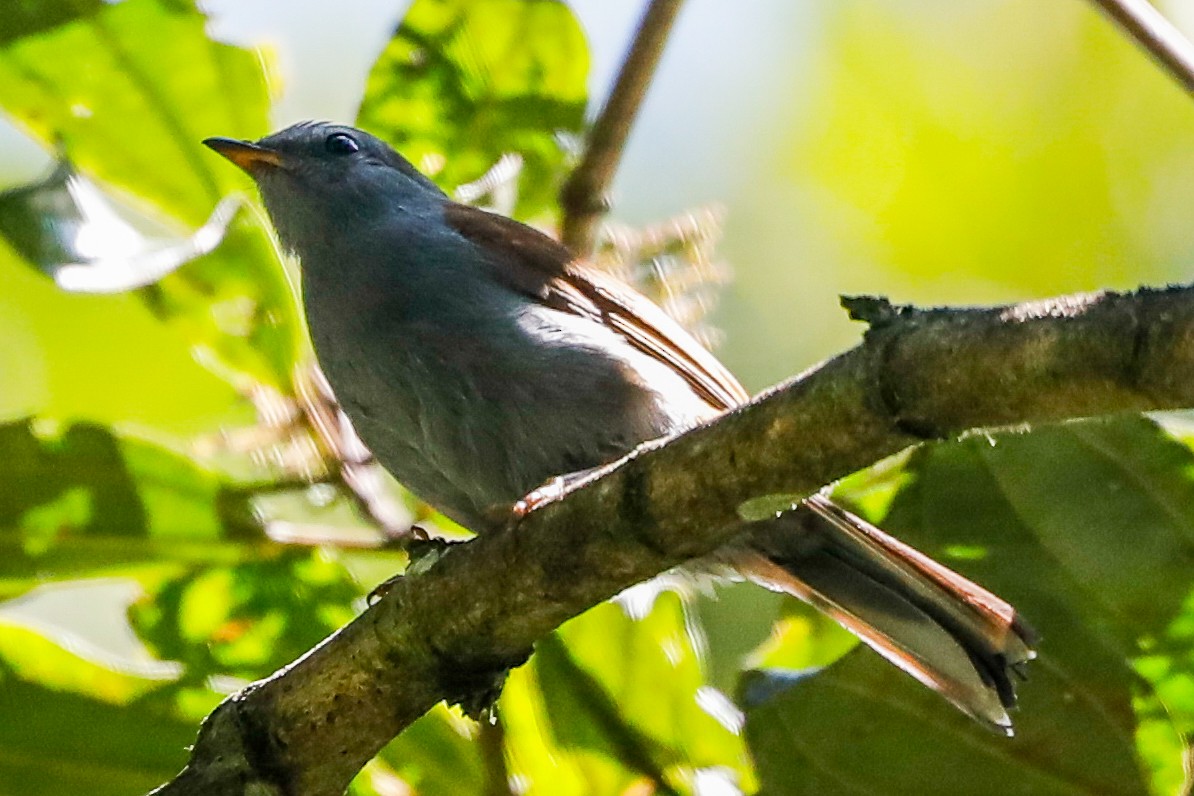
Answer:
[2, 0, 1194, 794]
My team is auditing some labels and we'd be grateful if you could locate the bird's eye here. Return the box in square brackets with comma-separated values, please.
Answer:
[325, 133, 359, 155]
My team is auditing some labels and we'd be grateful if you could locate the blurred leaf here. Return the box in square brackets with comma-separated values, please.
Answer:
[0, 158, 240, 293]
[0, 620, 200, 795]
[0, 0, 264, 224]
[0, 0, 300, 387]
[129, 550, 359, 681]
[136, 218, 299, 390]
[695, 581, 788, 696]
[743, 608, 855, 674]
[745, 648, 1148, 796]
[0, 418, 258, 599]
[501, 593, 753, 795]
[0, 236, 245, 430]
[0, 1, 104, 48]
[0, 618, 170, 704]
[365, 704, 486, 796]
[746, 416, 1194, 794]
[358, 0, 589, 218]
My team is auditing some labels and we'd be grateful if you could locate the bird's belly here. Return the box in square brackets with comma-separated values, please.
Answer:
[309, 305, 710, 532]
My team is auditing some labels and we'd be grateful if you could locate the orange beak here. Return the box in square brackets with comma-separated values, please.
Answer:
[203, 137, 284, 174]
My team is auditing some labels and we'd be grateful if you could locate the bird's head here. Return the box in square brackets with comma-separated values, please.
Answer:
[204, 122, 445, 255]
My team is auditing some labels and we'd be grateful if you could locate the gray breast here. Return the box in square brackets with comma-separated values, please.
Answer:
[308, 289, 709, 533]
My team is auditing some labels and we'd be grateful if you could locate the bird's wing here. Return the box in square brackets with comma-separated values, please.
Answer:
[443, 202, 749, 411]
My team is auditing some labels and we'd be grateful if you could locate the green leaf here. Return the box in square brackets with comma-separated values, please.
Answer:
[138, 218, 301, 389]
[129, 550, 359, 681]
[0, 0, 105, 48]
[0, 0, 265, 224]
[745, 649, 1146, 796]
[0, 0, 301, 387]
[0, 416, 376, 684]
[0, 159, 241, 293]
[357, 0, 589, 218]
[0, 619, 201, 795]
[746, 416, 1194, 794]
[504, 592, 754, 795]
[0, 418, 256, 599]
[0, 618, 169, 704]
[365, 704, 487, 796]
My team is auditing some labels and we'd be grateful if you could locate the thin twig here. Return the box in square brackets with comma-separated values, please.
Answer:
[1089, 0, 1194, 97]
[1180, 739, 1194, 796]
[560, 0, 686, 254]
[478, 717, 514, 796]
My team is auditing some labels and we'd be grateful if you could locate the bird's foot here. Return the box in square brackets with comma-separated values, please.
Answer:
[405, 530, 466, 574]
[511, 476, 566, 520]
[367, 526, 466, 603]
[511, 465, 612, 521]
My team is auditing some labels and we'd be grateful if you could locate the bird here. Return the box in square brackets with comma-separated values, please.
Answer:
[204, 121, 1036, 733]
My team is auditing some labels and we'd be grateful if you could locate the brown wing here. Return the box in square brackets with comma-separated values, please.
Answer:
[443, 203, 749, 411]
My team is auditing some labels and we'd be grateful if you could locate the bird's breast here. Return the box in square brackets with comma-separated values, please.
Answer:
[303, 271, 710, 532]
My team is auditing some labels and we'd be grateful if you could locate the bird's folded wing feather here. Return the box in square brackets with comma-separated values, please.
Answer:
[443, 202, 748, 411]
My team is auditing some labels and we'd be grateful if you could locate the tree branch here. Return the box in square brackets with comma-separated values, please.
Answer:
[1089, 0, 1194, 97]
[152, 284, 1194, 795]
[559, 0, 686, 254]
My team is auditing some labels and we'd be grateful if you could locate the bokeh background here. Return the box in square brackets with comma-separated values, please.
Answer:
[3, 1, 1194, 794]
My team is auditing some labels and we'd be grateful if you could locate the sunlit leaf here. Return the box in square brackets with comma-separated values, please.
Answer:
[0, 158, 240, 293]
[0, 418, 258, 598]
[137, 217, 300, 390]
[0, 620, 201, 795]
[365, 704, 486, 796]
[0, 0, 301, 387]
[0, 0, 264, 224]
[503, 592, 754, 795]
[129, 550, 359, 680]
[0, 618, 171, 704]
[357, 0, 589, 218]
[746, 416, 1194, 794]
[0, 2, 104, 49]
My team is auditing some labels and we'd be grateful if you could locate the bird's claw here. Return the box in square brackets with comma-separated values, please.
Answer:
[367, 526, 466, 603]
[367, 573, 402, 605]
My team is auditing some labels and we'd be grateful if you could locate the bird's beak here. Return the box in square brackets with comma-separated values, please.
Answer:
[203, 137, 284, 175]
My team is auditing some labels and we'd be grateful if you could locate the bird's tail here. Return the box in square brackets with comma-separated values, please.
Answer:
[733, 494, 1037, 733]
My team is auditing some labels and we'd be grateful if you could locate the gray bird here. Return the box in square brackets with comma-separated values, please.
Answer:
[205, 122, 1035, 732]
